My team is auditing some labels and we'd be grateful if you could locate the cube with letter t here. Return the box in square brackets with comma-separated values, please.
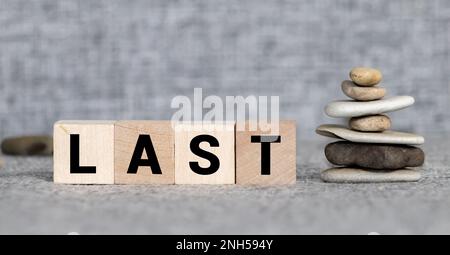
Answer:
[53, 120, 115, 184]
[236, 121, 296, 185]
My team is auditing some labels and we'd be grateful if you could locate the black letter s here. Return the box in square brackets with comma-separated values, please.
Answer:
[189, 135, 220, 175]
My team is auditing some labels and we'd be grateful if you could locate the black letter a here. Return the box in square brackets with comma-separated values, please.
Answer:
[70, 134, 96, 174]
[127, 135, 162, 174]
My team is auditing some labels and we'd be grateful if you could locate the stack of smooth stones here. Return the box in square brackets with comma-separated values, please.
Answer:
[316, 67, 425, 183]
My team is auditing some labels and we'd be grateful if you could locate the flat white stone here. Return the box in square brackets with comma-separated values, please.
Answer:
[316, 124, 425, 145]
[321, 168, 421, 183]
[325, 96, 414, 117]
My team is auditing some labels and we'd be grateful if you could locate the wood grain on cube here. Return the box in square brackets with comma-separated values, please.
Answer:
[53, 120, 115, 184]
[174, 122, 235, 184]
[114, 121, 174, 184]
[236, 121, 296, 185]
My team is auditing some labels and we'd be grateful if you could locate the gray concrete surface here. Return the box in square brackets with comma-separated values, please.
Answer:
[0, 133, 448, 235]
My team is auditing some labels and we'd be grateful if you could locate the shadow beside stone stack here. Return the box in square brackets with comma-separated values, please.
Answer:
[316, 67, 425, 183]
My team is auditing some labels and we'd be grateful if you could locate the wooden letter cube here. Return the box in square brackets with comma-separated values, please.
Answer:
[114, 121, 174, 184]
[54, 121, 115, 184]
[236, 121, 296, 185]
[174, 122, 235, 184]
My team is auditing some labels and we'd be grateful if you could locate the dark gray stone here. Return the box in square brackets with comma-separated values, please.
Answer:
[325, 141, 425, 170]
[1, 136, 53, 156]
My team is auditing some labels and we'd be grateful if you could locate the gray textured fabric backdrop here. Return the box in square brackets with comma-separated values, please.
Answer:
[0, 0, 449, 139]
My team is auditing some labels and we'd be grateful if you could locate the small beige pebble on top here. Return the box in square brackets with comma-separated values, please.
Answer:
[341, 80, 386, 101]
[349, 114, 391, 132]
[349, 67, 383, 86]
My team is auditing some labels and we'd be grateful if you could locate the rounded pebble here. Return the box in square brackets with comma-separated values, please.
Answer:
[316, 124, 425, 145]
[321, 168, 421, 183]
[341, 80, 386, 101]
[349, 67, 383, 86]
[325, 141, 425, 170]
[349, 114, 391, 132]
[1, 136, 53, 156]
[325, 96, 415, 118]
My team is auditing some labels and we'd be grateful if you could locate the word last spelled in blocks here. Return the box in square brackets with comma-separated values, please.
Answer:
[53, 120, 297, 185]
